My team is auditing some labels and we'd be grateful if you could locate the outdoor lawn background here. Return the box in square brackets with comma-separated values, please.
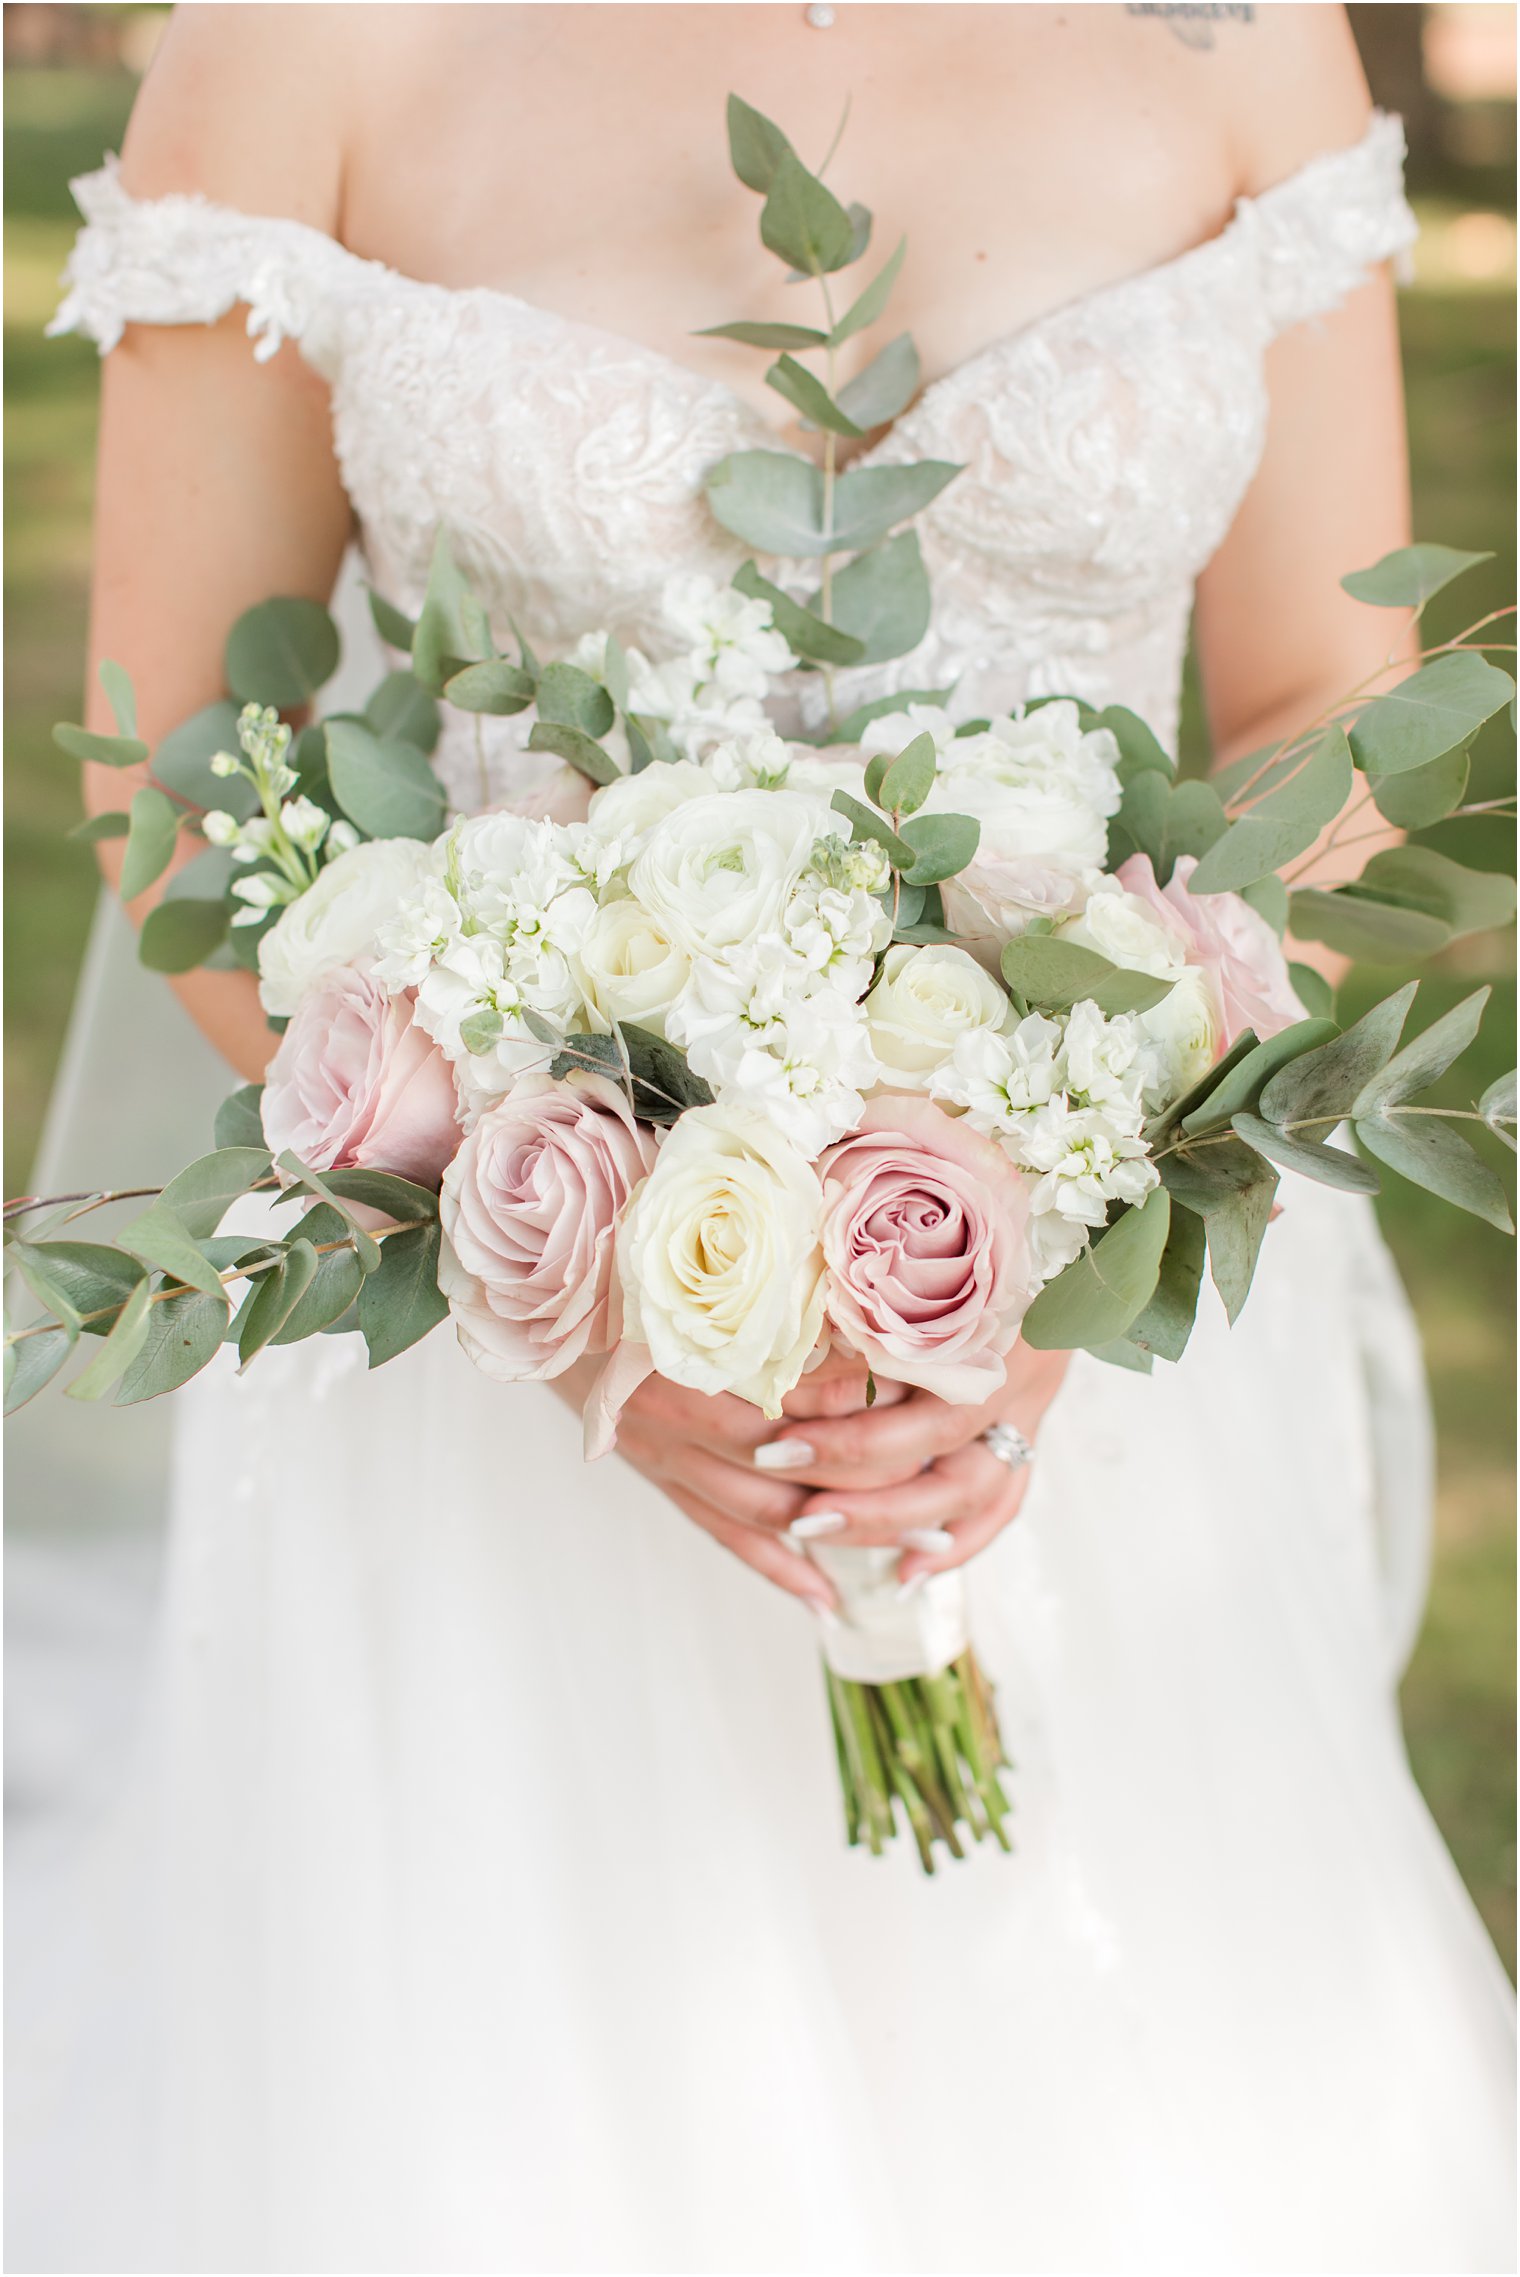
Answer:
[4, 6, 1516, 1967]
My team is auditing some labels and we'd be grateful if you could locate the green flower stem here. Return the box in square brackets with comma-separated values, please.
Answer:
[823, 1650, 1015, 1875]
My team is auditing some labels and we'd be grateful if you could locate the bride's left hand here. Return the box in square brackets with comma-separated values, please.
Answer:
[762, 1344, 1073, 1587]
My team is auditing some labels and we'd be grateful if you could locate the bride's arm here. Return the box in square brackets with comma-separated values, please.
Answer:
[78, 6, 355, 1081]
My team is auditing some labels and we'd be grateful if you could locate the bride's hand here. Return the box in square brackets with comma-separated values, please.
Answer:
[757, 1344, 1074, 1588]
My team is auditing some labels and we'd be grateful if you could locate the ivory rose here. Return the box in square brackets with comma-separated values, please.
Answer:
[257, 835, 441, 1018]
[1116, 853, 1304, 1043]
[817, 1095, 1039, 1405]
[261, 962, 461, 1185]
[438, 1073, 657, 1382]
[574, 896, 692, 1035]
[863, 943, 1013, 1092]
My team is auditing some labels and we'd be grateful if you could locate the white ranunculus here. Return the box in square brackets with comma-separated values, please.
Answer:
[575, 896, 692, 1035]
[1055, 876, 1190, 981]
[257, 835, 441, 1018]
[584, 760, 711, 852]
[940, 702, 1123, 815]
[1134, 966, 1222, 1112]
[864, 943, 1014, 1092]
[935, 771, 1110, 946]
[678, 965, 878, 1158]
[616, 1101, 827, 1415]
[857, 704, 960, 761]
[629, 789, 821, 965]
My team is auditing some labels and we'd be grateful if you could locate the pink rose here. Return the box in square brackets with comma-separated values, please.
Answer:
[439, 1074, 657, 1383]
[262, 962, 461, 1186]
[817, 1095, 1039, 1405]
[1116, 853, 1304, 1044]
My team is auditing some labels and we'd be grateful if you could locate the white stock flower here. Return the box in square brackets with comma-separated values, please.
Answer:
[701, 729, 794, 792]
[256, 835, 440, 1016]
[661, 574, 795, 699]
[677, 956, 878, 1157]
[279, 796, 330, 854]
[372, 875, 464, 993]
[864, 943, 1014, 1092]
[201, 809, 241, 848]
[629, 789, 820, 966]
[575, 897, 692, 1036]
[412, 934, 558, 1121]
[616, 1100, 826, 1414]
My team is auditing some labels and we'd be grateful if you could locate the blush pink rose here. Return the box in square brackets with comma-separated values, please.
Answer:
[439, 1073, 657, 1383]
[262, 962, 461, 1186]
[1116, 853, 1304, 1045]
[817, 1095, 1039, 1405]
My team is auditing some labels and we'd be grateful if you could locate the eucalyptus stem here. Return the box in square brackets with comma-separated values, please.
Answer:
[822, 1651, 1016, 1873]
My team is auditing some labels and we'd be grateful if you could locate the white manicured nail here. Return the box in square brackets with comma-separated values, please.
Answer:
[896, 1573, 928, 1602]
[902, 1527, 953, 1553]
[755, 1439, 816, 1471]
[779, 1533, 811, 1559]
[790, 1510, 847, 1540]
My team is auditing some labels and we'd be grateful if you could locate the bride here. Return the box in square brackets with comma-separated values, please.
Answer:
[10, 4, 1515, 2270]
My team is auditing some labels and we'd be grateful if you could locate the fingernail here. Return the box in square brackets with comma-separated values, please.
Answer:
[779, 1533, 811, 1559]
[789, 1510, 847, 1540]
[896, 1573, 928, 1602]
[754, 1439, 816, 1472]
[902, 1527, 953, 1553]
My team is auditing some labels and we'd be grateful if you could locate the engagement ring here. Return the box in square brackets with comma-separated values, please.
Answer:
[982, 1422, 1035, 1471]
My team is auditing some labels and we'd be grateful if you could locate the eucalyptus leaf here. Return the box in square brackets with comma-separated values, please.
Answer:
[214, 1085, 266, 1150]
[706, 452, 826, 555]
[999, 936, 1173, 1018]
[1340, 543, 1493, 611]
[732, 561, 864, 667]
[765, 354, 864, 438]
[1190, 728, 1351, 895]
[365, 672, 441, 753]
[828, 460, 962, 554]
[151, 700, 253, 814]
[602, 636, 630, 712]
[1229, 1111, 1380, 1194]
[1240, 874, 1290, 935]
[1367, 743, 1470, 830]
[115, 1204, 228, 1300]
[289, 720, 332, 809]
[1479, 1069, 1517, 1151]
[237, 1240, 320, 1367]
[119, 785, 182, 901]
[1145, 1031, 1260, 1141]
[844, 203, 873, 264]
[1353, 846, 1516, 939]
[1350, 987, 1491, 1118]
[527, 722, 620, 786]
[358, 1223, 448, 1366]
[97, 658, 138, 740]
[4, 1325, 74, 1414]
[53, 723, 149, 769]
[830, 236, 906, 345]
[271, 1209, 367, 1342]
[1354, 1113, 1513, 1232]
[65, 1278, 154, 1402]
[274, 1154, 382, 1272]
[696, 319, 829, 349]
[1091, 1337, 1155, 1374]
[321, 1170, 441, 1224]
[69, 811, 131, 844]
[1348, 652, 1514, 777]
[825, 530, 931, 665]
[899, 810, 980, 887]
[1089, 704, 1174, 782]
[1020, 1187, 1173, 1352]
[760, 152, 855, 275]
[115, 1287, 230, 1403]
[616, 1025, 716, 1123]
[726, 93, 794, 193]
[879, 731, 937, 817]
[411, 530, 495, 695]
[225, 598, 339, 708]
[1125, 1205, 1207, 1363]
[831, 789, 914, 867]
[444, 659, 537, 716]
[139, 897, 231, 974]
[13, 1241, 144, 1333]
[159, 1146, 274, 1239]
[1287, 888, 1452, 964]
[1178, 1018, 1337, 1135]
[1288, 962, 1335, 1019]
[1159, 1142, 1278, 1324]
[367, 587, 417, 652]
[1258, 984, 1417, 1124]
[535, 661, 616, 739]
[326, 719, 447, 840]
[836, 333, 920, 429]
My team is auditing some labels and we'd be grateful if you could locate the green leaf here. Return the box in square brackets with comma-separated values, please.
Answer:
[1178, 1017, 1338, 1134]
[825, 530, 931, 665]
[1258, 984, 1417, 1124]
[1125, 1205, 1207, 1363]
[225, 597, 339, 707]
[1351, 987, 1491, 1119]
[365, 671, 441, 754]
[843, 203, 873, 265]
[1479, 1069, 1517, 1152]
[237, 1239, 320, 1367]
[535, 661, 616, 739]
[1353, 846, 1517, 940]
[1090, 1336, 1155, 1374]
[731, 561, 864, 667]
[1240, 873, 1290, 935]
[411, 529, 494, 695]
[696, 319, 830, 350]
[65, 1277, 153, 1402]
[1190, 729, 1352, 894]
[760, 151, 855, 275]
[1287, 888, 1451, 964]
[1159, 1142, 1279, 1324]
[1145, 1030, 1260, 1142]
[69, 811, 131, 843]
[830, 238, 907, 345]
[358, 1223, 447, 1366]
[214, 1085, 266, 1150]
[1230, 1111, 1380, 1194]
[828, 460, 962, 554]
[119, 784, 182, 901]
[1354, 1113, 1513, 1233]
[879, 731, 937, 817]
[98, 659, 138, 739]
[602, 637, 630, 713]
[443, 658, 536, 716]
[320, 1169, 442, 1223]
[836, 333, 920, 429]
[614, 1025, 716, 1124]
[706, 451, 827, 555]
[830, 790, 913, 867]
[527, 722, 619, 786]
[158, 1146, 273, 1239]
[53, 723, 149, 769]
[139, 897, 231, 974]
[1288, 962, 1335, 1019]
[1340, 544, 1493, 611]
[4, 1325, 74, 1413]
[1348, 652, 1514, 776]
[1090, 704, 1174, 782]
[1367, 743, 1470, 829]
[326, 719, 447, 841]
[274, 1153, 383, 1272]
[898, 810, 981, 888]
[1020, 1187, 1173, 1352]
[150, 700, 254, 814]
[1000, 936, 1174, 1018]
[270, 1209, 366, 1342]
[115, 1204, 228, 1299]
[367, 587, 417, 652]
[625, 714, 680, 771]
[12, 1241, 143, 1334]
[832, 688, 957, 744]
[726, 92, 795, 193]
[765, 354, 865, 438]
[115, 1287, 230, 1403]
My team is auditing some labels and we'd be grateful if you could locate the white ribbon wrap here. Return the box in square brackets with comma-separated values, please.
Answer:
[807, 1544, 970, 1684]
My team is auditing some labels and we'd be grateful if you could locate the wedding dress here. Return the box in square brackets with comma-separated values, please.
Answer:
[8, 110, 1515, 2276]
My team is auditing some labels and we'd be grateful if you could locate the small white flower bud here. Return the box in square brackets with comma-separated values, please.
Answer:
[324, 820, 360, 859]
[279, 796, 329, 851]
[201, 810, 241, 847]
[209, 751, 243, 779]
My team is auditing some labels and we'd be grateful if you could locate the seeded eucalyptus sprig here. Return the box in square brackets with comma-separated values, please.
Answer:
[699, 95, 961, 732]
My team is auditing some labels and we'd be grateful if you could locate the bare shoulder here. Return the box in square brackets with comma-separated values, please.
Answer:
[1196, 4, 1374, 192]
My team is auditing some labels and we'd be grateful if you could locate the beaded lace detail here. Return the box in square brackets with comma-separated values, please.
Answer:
[51, 113, 1416, 814]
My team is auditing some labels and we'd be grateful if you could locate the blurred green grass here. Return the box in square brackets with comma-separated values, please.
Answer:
[4, 64, 1516, 1969]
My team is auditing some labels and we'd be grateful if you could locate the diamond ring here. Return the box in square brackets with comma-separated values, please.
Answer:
[981, 1421, 1034, 1471]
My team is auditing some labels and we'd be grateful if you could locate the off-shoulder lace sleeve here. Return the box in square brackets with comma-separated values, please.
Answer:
[46, 156, 360, 370]
[1246, 109, 1418, 337]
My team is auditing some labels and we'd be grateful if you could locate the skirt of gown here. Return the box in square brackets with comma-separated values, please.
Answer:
[5, 1162, 1516, 2277]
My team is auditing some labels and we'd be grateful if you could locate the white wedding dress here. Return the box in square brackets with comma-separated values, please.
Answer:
[8, 111, 1515, 2275]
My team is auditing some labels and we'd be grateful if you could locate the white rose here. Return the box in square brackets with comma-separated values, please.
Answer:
[1133, 966, 1222, 1111]
[630, 789, 821, 964]
[864, 944, 1013, 1092]
[857, 704, 960, 760]
[1055, 877, 1190, 980]
[617, 1102, 827, 1414]
[257, 835, 441, 1018]
[575, 897, 692, 1035]
[936, 772, 1110, 948]
[585, 760, 711, 851]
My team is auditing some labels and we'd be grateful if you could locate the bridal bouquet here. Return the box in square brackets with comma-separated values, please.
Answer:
[10, 96, 1517, 1869]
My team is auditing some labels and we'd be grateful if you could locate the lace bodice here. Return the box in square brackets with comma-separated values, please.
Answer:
[52, 113, 1416, 814]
